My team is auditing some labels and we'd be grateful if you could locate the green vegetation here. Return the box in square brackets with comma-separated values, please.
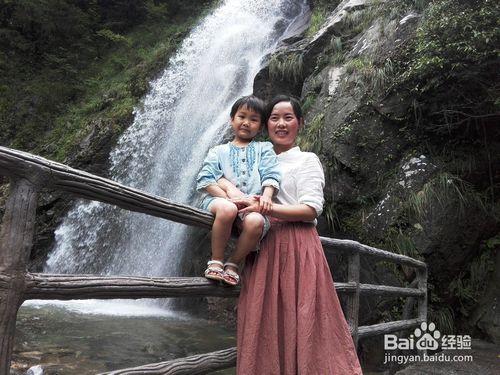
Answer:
[343, 7, 372, 34]
[323, 197, 340, 232]
[449, 236, 496, 317]
[344, 55, 395, 94]
[428, 298, 455, 334]
[406, 172, 490, 222]
[305, 0, 341, 37]
[329, 36, 345, 65]
[306, 7, 328, 37]
[0, 0, 215, 161]
[385, 228, 420, 259]
[297, 112, 324, 153]
[396, 0, 499, 135]
[268, 52, 304, 84]
[301, 93, 317, 113]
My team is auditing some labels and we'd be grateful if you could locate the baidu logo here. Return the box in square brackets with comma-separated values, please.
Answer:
[383, 321, 473, 364]
[414, 321, 441, 350]
[385, 321, 441, 350]
[384, 321, 471, 351]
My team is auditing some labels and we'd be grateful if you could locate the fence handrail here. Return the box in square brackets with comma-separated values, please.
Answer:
[0, 146, 428, 375]
[22, 273, 425, 301]
[0, 146, 213, 229]
[321, 237, 427, 269]
[0, 146, 426, 269]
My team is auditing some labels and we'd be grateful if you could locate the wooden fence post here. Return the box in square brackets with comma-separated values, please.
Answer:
[0, 178, 38, 374]
[416, 266, 427, 322]
[346, 251, 360, 347]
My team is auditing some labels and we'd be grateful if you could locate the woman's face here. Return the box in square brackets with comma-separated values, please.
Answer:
[267, 101, 301, 154]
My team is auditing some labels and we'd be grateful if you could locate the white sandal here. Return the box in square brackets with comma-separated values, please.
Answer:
[223, 262, 240, 286]
[204, 260, 224, 282]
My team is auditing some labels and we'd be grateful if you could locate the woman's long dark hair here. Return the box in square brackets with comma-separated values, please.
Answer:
[264, 95, 303, 126]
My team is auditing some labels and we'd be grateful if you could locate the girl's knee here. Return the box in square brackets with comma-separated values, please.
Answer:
[242, 213, 264, 233]
[214, 201, 238, 221]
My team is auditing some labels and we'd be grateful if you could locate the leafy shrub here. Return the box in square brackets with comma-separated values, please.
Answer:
[397, 0, 499, 133]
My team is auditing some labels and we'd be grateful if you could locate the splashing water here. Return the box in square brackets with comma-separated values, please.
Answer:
[44, 0, 308, 314]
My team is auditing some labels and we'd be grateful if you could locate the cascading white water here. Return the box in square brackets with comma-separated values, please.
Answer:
[44, 0, 308, 312]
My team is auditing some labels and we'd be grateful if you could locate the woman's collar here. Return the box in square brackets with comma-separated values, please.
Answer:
[276, 146, 300, 157]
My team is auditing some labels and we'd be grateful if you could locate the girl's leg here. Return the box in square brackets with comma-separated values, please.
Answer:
[226, 212, 264, 273]
[209, 199, 238, 264]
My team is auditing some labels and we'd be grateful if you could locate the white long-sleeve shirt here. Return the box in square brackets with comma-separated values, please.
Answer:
[275, 146, 325, 223]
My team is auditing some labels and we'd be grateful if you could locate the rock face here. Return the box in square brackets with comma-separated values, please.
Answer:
[394, 340, 499, 375]
[253, 0, 500, 358]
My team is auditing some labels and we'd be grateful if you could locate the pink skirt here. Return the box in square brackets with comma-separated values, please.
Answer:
[237, 219, 363, 375]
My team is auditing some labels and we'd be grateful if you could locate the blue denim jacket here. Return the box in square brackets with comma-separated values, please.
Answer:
[196, 141, 281, 210]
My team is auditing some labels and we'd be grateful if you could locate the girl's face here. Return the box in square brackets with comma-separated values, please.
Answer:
[267, 101, 301, 154]
[231, 105, 262, 144]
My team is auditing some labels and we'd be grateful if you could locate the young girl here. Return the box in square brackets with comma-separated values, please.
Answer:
[196, 95, 281, 286]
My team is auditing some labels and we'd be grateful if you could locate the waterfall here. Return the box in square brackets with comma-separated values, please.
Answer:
[43, 0, 308, 312]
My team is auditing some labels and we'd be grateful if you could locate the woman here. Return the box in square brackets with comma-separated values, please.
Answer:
[219, 95, 363, 374]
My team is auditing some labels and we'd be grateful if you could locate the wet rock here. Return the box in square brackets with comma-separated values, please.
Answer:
[394, 340, 499, 375]
[307, 0, 371, 59]
[372, 92, 413, 121]
[69, 116, 133, 176]
[26, 365, 43, 375]
[348, 21, 385, 58]
[254, 62, 304, 100]
[279, 3, 311, 43]
[471, 247, 500, 344]
[364, 155, 438, 237]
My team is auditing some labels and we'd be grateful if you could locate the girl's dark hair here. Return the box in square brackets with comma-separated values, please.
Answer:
[264, 95, 303, 124]
[230, 95, 265, 120]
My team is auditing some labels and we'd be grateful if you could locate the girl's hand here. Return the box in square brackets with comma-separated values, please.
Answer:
[230, 195, 257, 210]
[259, 195, 273, 215]
[231, 196, 257, 210]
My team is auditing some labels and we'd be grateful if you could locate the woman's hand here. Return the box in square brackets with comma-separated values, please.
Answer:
[231, 196, 259, 212]
[232, 195, 272, 215]
[259, 195, 273, 215]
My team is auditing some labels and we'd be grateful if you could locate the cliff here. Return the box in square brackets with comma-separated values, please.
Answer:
[252, 0, 499, 364]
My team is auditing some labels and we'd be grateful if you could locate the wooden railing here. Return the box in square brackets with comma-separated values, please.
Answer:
[0, 146, 427, 374]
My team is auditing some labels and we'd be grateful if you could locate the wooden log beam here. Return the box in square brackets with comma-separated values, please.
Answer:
[358, 318, 422, 339]
[359, 283, 424, 297]
[24, 274, 240, 299]
[321, 237, 427, 269]
[99, 347, 236, 375]
[0, 146, 213, 229]
[0, 179, 38, 374]
[23, 273, 422, 301]
[24, 274, 356, 300]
